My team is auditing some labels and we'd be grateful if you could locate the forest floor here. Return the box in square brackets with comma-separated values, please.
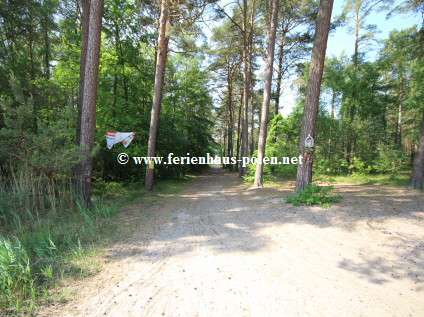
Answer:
[38, 166, 424, 317]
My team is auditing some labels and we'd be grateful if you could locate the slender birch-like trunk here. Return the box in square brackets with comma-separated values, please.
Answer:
[252, 0, 279, 188]
[145, 0, 169, 190]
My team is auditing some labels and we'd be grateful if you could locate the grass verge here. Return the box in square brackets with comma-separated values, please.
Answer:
[0, 175, 195, 316]
[315, 173, 410, 187]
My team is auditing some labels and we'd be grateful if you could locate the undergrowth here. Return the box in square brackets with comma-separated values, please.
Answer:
[315, 173, 410, 186]
[285, 184, 341, 208]
[0, 171, 194, 316]
[0, 199, 118, 315]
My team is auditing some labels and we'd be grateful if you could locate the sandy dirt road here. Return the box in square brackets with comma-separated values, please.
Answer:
[41, 167, 424, 317]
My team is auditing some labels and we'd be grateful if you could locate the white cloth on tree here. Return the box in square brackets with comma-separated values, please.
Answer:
[106, 131, 136, 149]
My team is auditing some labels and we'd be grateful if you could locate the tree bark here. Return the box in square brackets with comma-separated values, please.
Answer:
[113, 21, 119, 111]
[249, 87, 255, 156]
[235, 89, 243, 172]
[145, 0, 169, 191]
[249, 0, 255, 156]
[227, 60, 234, 171]
[252, 0, 279, 188]
[396, 103, 403, 151]
[43, 14, 50, 79]
[75, 0, 104, 206]
[409, 111, 424, 189]
[239, 0, 250, 177]
[295, 0, 334, 191]
[347, 1, 360, 166]
[353, 3, 359, 68]
[76, 0, 91, 146]
[275, 16, 285, 115]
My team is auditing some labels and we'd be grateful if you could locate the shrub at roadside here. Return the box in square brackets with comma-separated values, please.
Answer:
[285, 184, 341, 208]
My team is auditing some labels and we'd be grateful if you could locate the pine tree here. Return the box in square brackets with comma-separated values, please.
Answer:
[296, 0, 334, 191]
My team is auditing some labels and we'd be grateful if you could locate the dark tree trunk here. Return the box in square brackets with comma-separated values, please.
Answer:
[409, 111, 424, 189]
[249, 88, 255, 156]
[249, 0, 255, 156]
[227, 61, 234, 171]
[43, 15, 50, 79]
[145, 0, 169, 191]
[353, 5, 359, 68]
[275, 17, 285, 115]
[347, 3, 360, 166]
[113, 21, 119, 111]
[223, 123, 227, 159]
[395, 103, 403, 151]
[395, 79, 404, 152]
[76, 0, 91, 146]
[239, 0, 250, 177]
[119, 40, 129, 102]
[75, 0, 104, 206]
[28, 9, 37, 131]
[252, 0, 279, 188]
[235, 89, 244, 172]
[295, 0, 334, 191]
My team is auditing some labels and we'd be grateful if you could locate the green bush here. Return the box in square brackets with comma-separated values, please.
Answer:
[373, 145, 408, 174]
[285, 184, 341, 208]
[349, 157, 372, 176]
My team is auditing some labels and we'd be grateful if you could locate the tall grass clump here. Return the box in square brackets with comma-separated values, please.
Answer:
[0, 236, 35, 312]
[0, 169, 118, 314]
[0, 74, 118, 314]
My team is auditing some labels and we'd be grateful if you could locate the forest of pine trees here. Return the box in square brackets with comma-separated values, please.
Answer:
[0, 0, 423, 312]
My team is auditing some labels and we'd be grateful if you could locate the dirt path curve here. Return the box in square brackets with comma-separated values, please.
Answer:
[42, 167, 424, 317]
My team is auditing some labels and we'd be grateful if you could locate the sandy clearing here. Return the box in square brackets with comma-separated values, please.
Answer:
[39, 167, 424, 317]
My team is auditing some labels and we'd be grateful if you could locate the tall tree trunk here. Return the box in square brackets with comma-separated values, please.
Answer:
[118, 40, 129, 102]
[223, 123, 227, 159]
[73, 0, 90, 194]
[75, 0, 104, 206]
[408, 111, 424, 189]
[295, 0, 334, 191]
[353, 2, 359, 68]
[235, 89, 244, 171]
[275, 17, 285, 115]
[329, 89, 336, 162]
[28, 14, 35, 85]
[249, 0, 255, 156]
[145, 0, 169, 190]
[249, 88, 255, 156]
[395, 103, 403, 151]
[346, 1, 360, 167]
[113, 21, 119, 110]
[252, 0, 279, 188]
[76, 0, 91, 146]
[239, 0, 250, 177]
[227, 62, 234, 171]
[409, 111, 424, 189]
[395, 78, 404, 151]
[113, 69, 118, 108]
[28, 8, 37, 131]
[43, 15, 50, 79]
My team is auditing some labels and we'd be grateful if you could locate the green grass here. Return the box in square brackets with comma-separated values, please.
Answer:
[154, 175, 196, 197]
[0, 200, 119, 314]
[1, 175, 195, 315]
[243, 170, 411, 188]
[315, 173, 410, 187]
[92, 175, 195, 202]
